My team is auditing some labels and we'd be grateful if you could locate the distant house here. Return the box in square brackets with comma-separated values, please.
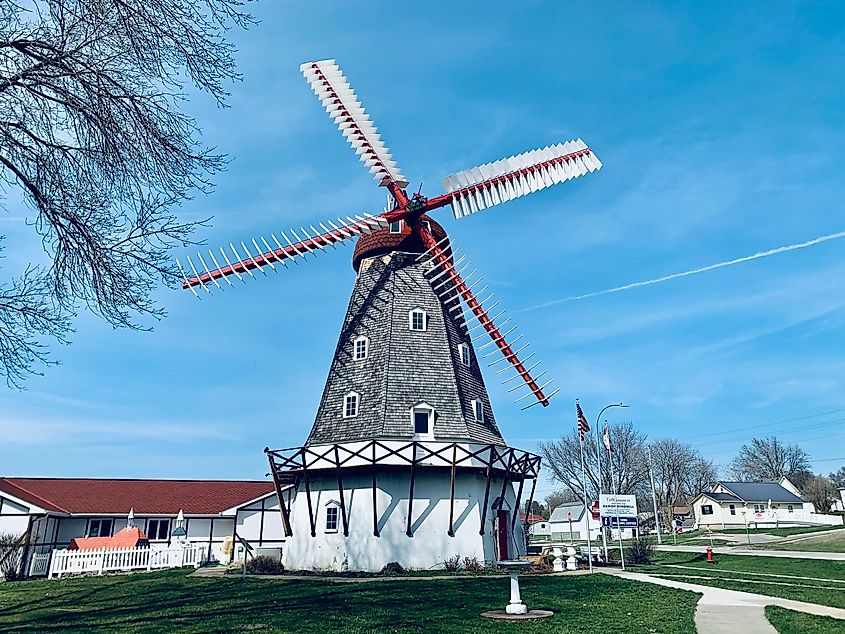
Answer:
[833, 487, 845, 513]
[0, 477, 289, 576]
[548, 502, 605, 541]
[691, 477, 844, 529]
[523, 513, 551, 540]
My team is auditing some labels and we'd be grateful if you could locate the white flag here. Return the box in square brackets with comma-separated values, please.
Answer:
[602, 424, 613, 453]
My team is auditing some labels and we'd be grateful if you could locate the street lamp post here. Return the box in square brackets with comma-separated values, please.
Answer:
[594, 402, 628, 562]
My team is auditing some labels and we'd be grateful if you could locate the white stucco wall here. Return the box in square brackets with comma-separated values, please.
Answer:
[283, 469, 524, 572]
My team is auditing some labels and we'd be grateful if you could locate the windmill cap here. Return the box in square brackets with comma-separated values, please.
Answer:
[352, 214, 448, 271]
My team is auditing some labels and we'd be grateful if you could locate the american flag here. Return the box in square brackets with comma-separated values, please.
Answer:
[576, 402, 590, 440]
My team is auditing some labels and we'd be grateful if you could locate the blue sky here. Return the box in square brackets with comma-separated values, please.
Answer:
[2, 1, 844, 496]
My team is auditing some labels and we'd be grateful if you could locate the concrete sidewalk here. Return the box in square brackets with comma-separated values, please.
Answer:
[657, 544, 845, 560]
[606, 570, 845, 634]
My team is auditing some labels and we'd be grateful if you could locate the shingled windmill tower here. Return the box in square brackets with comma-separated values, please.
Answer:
[179, 59, 602, 571]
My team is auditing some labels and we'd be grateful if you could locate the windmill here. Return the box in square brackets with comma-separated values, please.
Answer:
[178, 60, 602, 571]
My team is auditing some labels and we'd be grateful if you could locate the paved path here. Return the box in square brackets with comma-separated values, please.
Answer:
[657, 544, 845, 560]
[606, 570, 845, 634]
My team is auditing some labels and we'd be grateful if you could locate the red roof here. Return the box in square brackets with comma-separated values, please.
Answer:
[520, 513, 545, 524]
[69, 527, 148, 550]
[0, 478, 275, 515]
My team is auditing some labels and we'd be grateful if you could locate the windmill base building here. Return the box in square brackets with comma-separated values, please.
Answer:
[266, 223, 540, 571]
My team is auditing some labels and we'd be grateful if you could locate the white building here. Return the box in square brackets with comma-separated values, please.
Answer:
[691, 478, 844, 529]
[0, 477, 287, 577]
[548, 502, 603, 541]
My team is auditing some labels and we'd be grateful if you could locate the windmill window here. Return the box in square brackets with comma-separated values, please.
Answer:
[389, 220, 403, 233]
[325, 505, 339, 533]
[409, 308, 427, 331]
[458, 343, 471, 367]
[353, 336, 369, 360]
[472, 399, 484, 423]
[343, 392, 359, 418]
[411, 403, 435, 437]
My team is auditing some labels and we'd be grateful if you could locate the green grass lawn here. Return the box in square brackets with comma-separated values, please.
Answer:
[718, 525, 842, 537]
[758, 531, 845, 553]
[0, 569, 700, 633]
[633, 552, 845, 609]
[765, 606, 845, 634]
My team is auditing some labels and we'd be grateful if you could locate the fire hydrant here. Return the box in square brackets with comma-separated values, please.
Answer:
[706, 546, 715, 564]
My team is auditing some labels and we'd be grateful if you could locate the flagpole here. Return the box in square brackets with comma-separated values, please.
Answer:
[595, 403, 627, 562]
[606, 429, 626, 570]
[578, 433, 594, 573]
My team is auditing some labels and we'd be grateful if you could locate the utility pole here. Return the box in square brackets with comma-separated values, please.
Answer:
[647, 445, 662, 545]
[595, 402, 627, 562]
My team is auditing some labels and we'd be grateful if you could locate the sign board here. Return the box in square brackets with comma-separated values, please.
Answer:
[599, 494, 638, 518]
[601, 516, 638, 528]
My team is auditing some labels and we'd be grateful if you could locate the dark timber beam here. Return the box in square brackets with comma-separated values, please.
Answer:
[448, 444, 457, 537]
[372, 443, 380, 536]
[479, 446, 495, 536]
[406, 443, 418, 537]
[267, 452, 293, 537]
[301, 457, 316, 538]
[334, 445, 349, 537]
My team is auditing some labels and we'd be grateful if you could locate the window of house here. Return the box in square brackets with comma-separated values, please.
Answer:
[389, 220, 403, 233]
[729, 504, 736, 516]
[472, 399, 484, 423]
[87, 519, 114, 537]
[458, 343, 470, 367]
[147, 518, 171, 541]
[409, 308, 427, 331]
[787, 505, 794, 513]
[343, 392, 359, 418]
[325, 505, 339, 532]
[753, 504, 764, 513]
[353, 335, 369, 361]
[700, 505, 713, 515]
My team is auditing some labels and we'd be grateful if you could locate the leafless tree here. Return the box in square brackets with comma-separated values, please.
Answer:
[539, 422, 650, 505]
[543, 490, 578, 513]
[728, 437, 811, 486]
[648, 438, 717, 527]
[0, 0, 253, 387]
[830, 466, 845, 487]
[802, 475, 838, 514]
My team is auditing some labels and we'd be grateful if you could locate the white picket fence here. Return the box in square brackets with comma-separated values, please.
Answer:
[28, 552, 50, 577]
[47, 543, 205, 579]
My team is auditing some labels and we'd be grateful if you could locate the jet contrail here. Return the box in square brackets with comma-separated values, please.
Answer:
[521, 229, 845, 312]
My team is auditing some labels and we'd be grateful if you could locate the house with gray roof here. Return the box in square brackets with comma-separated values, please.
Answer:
[691, 477, 843, 529]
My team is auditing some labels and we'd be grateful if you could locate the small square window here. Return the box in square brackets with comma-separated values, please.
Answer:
[409, 309, 426, 331]
[787, 505, 794, 513]
[325, 506, 339, 532]
[344, 393, 359, 418]
[147, 518, 171, 540]
[701, 505, 713, 515]
[389, 221, 403, 233]
[458, 343, 470, 367]
[354, 337, 368, 360]
[729, 504, 736, 516]
[472, 400, 484, 423]
[88, 519, 113, 538]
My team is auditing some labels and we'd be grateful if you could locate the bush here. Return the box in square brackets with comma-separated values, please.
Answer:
[380, 561, 404, 575]
[443, 555, 462, 572]
[463, 556, 484, 572]
[245, 555, 284, 575]
[0, 533, 23, 582]
[625, 535, 656, 565]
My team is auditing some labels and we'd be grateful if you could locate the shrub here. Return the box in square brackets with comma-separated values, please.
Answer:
[625, 535, 656, 565]
[443, 555, 462, 572]
[463, 556, 484, 572]
[0, 533, 23, 582]
[245, 555, 285, 575]
[380, 561, 404, 575]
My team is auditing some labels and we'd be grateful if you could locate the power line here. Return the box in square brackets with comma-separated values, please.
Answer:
[676, 407, 845, 443]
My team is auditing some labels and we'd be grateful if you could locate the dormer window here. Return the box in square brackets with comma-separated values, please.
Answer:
[389, 220, 403, 233]
[472, 399, 484, 423]
[458, 343, 470, 367]
[353, 335, 369, 360]
[410, 402, 435, 438]
[343, 392, 359, 418]
[409, 308, 427, 331]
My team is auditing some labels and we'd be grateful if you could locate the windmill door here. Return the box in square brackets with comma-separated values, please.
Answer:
[496, 510, 509, 560]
